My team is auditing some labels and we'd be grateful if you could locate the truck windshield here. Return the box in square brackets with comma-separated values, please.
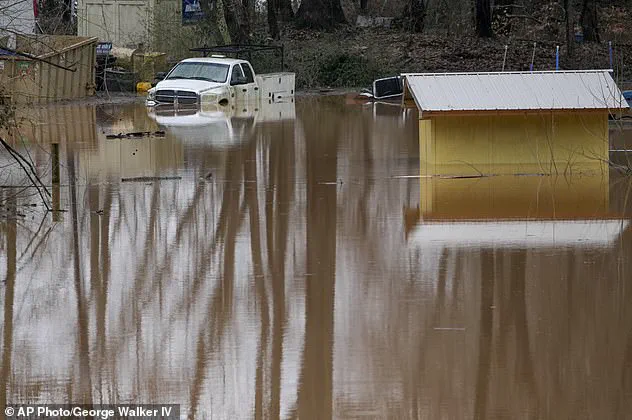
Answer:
[166, 62, 230, 83]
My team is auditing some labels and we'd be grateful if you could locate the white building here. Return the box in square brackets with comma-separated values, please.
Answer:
[76, 0, 200, 52]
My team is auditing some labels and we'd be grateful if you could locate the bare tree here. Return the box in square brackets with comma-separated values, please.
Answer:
[580, 0, 599, 43]
[199, 0, 232, 44]
[295, 0, 346, 29]
[277, 0, 294, 21]
[223, 0, 248, 43]
[475, 0, 492, 37]
[564, 0, 574, 57]
[241, 0, 251, 42]
[267, 0, 279, 39]
[403, 0, 426, 32]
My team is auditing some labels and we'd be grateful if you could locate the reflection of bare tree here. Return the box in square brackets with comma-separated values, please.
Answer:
[511, 252, 537, 401]
[68, 148, 93, 404]
[107, 182, 206, 355]
[474, 249, 495, 420]
[246, 139, 269, 420]
[9, 99, 632, 419]
[89, 185, 102, 395]
[404, 249, 449, 417]
[297, 99, 339, 419]
[615, 226, 632, 417]
[0, 196, 16, 412]
[269, 122, 295, 419]
[188, 150, 244, 419]
[94, 183, 113, 402]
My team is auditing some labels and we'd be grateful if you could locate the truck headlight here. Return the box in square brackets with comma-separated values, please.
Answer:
[200, 87, 229, 104]
[147, 88, 156, 100]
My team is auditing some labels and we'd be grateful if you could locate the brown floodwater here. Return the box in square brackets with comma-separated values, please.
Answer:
[2, 96, 632, 419]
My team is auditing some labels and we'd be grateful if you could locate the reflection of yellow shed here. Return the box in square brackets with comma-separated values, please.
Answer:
[403, 70, 628, 176]
[403, 175, 631, 248]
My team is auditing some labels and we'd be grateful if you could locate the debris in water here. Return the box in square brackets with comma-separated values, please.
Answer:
[439, 175, 487, 179]
[106, 131, 166, 139]
[515, 173, 547, 177]
[121, 176, 181, 182]
[433, 327, 466, 331]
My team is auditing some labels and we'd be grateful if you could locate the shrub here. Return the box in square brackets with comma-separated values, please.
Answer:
[317, 53, 379, 88]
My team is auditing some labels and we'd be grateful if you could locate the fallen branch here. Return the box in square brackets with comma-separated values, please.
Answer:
[0, 45, 77, 72]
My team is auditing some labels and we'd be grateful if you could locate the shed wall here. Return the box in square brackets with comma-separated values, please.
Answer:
[419, 112, 609, 176]
[0, 40, 97, 104]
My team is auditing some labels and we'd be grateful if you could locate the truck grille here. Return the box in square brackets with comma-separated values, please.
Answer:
[156, 90, 198, 105]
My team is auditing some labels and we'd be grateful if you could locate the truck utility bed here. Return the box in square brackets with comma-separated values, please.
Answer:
[255, 72, 295, 101]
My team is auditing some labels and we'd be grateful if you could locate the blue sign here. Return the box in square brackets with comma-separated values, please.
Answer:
[96, 42, 112, 55]
[182, 0, 205, 24]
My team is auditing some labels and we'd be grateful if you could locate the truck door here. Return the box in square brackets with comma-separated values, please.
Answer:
[230, 63, 257, 102]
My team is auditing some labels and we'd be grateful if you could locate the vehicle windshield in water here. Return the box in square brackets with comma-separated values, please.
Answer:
[166, 62, 230, 83]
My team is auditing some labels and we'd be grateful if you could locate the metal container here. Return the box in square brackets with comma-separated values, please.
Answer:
[0, 35, 98, 104]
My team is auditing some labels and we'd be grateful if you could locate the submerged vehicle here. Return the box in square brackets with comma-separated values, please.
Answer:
[358, 76, 404, 101]
[146, 47, 295, 107]
[624, 90, 632, 108]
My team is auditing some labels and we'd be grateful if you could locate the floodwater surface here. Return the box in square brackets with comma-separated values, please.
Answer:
[1, 97, 632, 419]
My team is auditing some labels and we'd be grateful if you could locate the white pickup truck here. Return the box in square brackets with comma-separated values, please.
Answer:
[146, 56, 295, 107]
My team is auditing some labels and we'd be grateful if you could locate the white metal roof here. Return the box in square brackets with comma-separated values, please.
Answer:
[403, 70, 627, 113]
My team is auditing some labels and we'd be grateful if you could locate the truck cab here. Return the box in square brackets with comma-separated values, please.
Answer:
[146, 56, 294, 107]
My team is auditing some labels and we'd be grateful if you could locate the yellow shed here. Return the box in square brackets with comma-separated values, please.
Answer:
[403, 70, 628, 176]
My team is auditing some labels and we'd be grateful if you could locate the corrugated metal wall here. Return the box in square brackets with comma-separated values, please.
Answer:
[0, 36, 97, 104]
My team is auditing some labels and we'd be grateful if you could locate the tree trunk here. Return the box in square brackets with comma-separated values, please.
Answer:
[564, 0, 574, 57]
[241, 0, 251, 42]
[295, 0, 346, 29]
[277, 0, 294, 21]
[493, 0, 513, 35]
[267, 0, 280, 39]
[215, 0, 232, 44]
[223, 0, 247, 43]
[403, 0, 425, 32]
[580, 0, 599, 43]
[475, 0, 492, 38]
[201, 0, 232, 44]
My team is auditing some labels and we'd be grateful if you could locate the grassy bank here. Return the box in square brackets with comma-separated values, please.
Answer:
[255, 27, 632, 90]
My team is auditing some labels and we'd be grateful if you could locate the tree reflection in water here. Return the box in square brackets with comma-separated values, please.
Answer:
[0, 100, 631, 419]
